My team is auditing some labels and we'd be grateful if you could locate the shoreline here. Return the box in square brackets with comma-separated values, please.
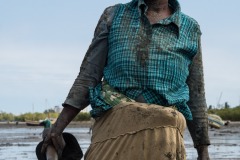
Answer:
[1, 120, 240, 127]
[0, 121, 93, 128]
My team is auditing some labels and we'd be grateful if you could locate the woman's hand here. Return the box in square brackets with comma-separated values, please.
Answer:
[41, 127, 66, 158]
[40, 106, 80, 158]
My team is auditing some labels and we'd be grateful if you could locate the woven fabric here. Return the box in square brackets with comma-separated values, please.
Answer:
[85, 102, 186, 160]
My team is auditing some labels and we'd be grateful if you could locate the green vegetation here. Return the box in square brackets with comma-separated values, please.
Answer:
[0, 112, 15, 122]
[208, 106, 240, 121]
[0, 112, 60, 122]
[0, 111, 91, 122]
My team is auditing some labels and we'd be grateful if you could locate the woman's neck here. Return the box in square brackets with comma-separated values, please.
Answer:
[144, 0, 169, 12]
[144, 0, 172, 24]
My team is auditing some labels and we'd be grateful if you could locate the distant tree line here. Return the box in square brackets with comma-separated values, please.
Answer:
[0, 110, 91, 122]
[1, 104, 240, 122]
[208, 105, 240, 121]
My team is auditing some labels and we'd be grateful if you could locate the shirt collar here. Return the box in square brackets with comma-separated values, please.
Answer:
[137, 0, 181, 28]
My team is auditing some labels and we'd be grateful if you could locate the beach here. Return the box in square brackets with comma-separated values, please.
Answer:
[0, 121, 239, 160]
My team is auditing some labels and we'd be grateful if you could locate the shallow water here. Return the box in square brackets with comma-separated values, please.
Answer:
[0, 123, 239, 160]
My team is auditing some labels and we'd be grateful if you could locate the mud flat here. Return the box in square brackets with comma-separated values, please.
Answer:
[0, 121, 239, 160]
[185, 121, 240, 159]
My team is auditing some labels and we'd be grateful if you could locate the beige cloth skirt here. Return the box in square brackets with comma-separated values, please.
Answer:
[85, 102, 186, 160]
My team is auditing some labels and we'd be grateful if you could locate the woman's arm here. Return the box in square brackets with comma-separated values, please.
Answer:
[186, 37, 210, 159]
[41, 5, 118, 158]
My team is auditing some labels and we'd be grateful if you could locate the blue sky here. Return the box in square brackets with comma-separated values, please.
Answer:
[0, 0, 240, 114]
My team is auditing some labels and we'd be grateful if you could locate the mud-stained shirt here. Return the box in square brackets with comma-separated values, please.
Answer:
[89, 0, 201, 120]
[63, 0, 210, 146]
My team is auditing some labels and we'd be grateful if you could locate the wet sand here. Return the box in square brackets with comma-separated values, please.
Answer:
[0, 121, 239, 160]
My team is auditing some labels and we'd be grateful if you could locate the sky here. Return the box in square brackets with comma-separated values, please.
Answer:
[0, 0, 240, 115]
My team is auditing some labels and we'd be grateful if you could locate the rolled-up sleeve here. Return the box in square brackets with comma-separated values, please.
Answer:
[186, 37, 211, 147]
[62, 6, 117, 110]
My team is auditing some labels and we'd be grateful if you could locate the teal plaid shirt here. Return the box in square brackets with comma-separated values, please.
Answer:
[63, 0, 210, 146]
[89, 0, 201, 120]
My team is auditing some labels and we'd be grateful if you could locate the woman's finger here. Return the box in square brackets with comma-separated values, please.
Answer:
[51, 133, 66, 158]
[41, 136, 51, 153]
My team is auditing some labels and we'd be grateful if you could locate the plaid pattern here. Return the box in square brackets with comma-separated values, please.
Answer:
[90, 0, 201, 120]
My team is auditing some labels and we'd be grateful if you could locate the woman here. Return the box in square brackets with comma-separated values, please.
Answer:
[42, 0, 210, 159]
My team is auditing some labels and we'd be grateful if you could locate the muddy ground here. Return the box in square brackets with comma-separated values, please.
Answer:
[0, 121, 239, 160]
